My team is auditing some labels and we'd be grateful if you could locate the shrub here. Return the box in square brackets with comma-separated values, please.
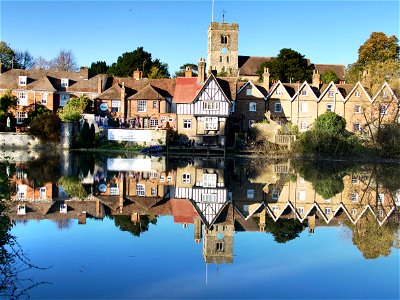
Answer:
[28, 113, 61, 142]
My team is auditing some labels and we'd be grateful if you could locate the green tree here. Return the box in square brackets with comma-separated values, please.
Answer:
[0, 91, 17, 121]
[28, 113, 61, 142]
[264, 217, 306, 243]
[321, 70, 339, 84]
[258, 48, 312, 83]
[357, 32, 399, 67]
[107, 47, 169, 78]
[57, 95, 92, 122]
[0, 41, 16, 70]
[14, 50, 34, 70]
[89, 61, 109, 76]
[112, 214, 157, 237]
[174, 63, 198, 77]
[57, 176, 88, 199]
[314, 111, 346, 135]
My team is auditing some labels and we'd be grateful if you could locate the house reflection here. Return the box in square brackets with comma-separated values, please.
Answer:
[5, 155, 399, 262]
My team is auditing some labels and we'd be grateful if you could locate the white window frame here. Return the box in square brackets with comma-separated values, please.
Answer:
[378, 193, 385, 204]
[60, 204, 68, 213]
[111, 100, 120, 112]
[354, 90, 360, 97]
[353, 123, 362, 132]
[301, 103, 308, 113]
[351, 192, 358, 202]
[168, 117, 173, 122]
[326, 103, 334, 112]
[18, 76, 27, 86]
[161, 116, 166, 122]
[351, 209, 357, 216]
[249, 102, 256, 112]
[153, 101, 158, 109]
[110, 187, 119, 195]
[17, 184, 27, 199]
[202, 193, 217, 203]
[354, 105, 362, 114]
[380, 104, 388, 115]
[382, 90, 388, 98]
[183, 119, 192, 129]
[150, 119, 159, 127]
[41, 93, 48, 105]
[203, 101, 220, 111]
[16, 111, 28, 124]
[17, 204, 26, 215]
[272, 189, 280, 200]
[17, 91, 28, 106]
[182, 173, 191, 184]
[60, 94, 70, 107]
[159, 175, 165, 182]
[297, 207, 304, 215]
[351, 176, 359, 184]
[328, 90, 334, 98]
[274, 102, 282, 113]
[301, 89, 307, 96]
[151, 187, 157, 196]
[325, 207, 331, 215]
[276, 89, 282, 96]
[61, 78, 69, 88]
[136, 184, 145, 196]
[204, 117, 218, 130]
[39, 187, 47, 199]
[298, 190, 306, 201]
[247, 189, 254, 199]
[300, 121, 308, 132]
[246, 88, 252, 96]
[138, 100, 147, 112]
[203, 173, 217, 188]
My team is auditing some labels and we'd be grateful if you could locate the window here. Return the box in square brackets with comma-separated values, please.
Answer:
[324, 198, 332, 203]
[160, 116, 166, 123]
[60, 94, 69, 107]
[382, 90, 388, 98]
[300, 121, 308, 131]
[351, 209, 357, 216]
[249, 102, 256, 112]
[272, 206, 279, 213]
[138, 100, 147, 112]
[61, 78, 69, 87]
[298, 190, 306, 201]
[151, 187, 157, 196]
[203, 173, 217, 187]
[325, 207, 331, 215]
[226, 56, 229, 63]
[272, 189, 280, 200]
[378, 193, 385, 204]
[328, 90, 334, 98]
[150, 119, 159, 127]
[60, 204, 68, 213]
[354, 105, 362, 114]
[17, 184, 27, 199]
[274, 103, 282, 112]
[18, 76, 27, 86]
[136, 184, 145, 196]
[221, 35, 228, 44]
[247, 189, 254, 199]
[216, 242, 224, 252]
[160, 176, 165, 182]
[41, 93, 48, 105]
[351, 176, 359, 184]
[301, 89, 307, 96]
[326, 103, 334, 112]
[182, 173, 191, 183]
[167, 176, 172, 183]
[183, 119, 192, 129]
[149, 171, 158, 179]
[110, 187, 119, 195]
[153, 101, 158, 109]
[17, 205, 26, 215]
[351, 192, 358, 202]
[380, 104, 388, 115]
[39, 187, 47, 199]
[378, 210, 384, 218]
[168, 117, 173, 122]
[353, 123, 361, 132]
[354, 90, 360, 97]
[301, 103, 308, 113]
[276, 89, 282, 96]
[17, 92, 28, 106]
[219, 56, 222, 62]
[202, 193, 217, 202]
[297, 207, 304, 215]
[205, 117, 218, 130]
[246, 88, 252, 96]
[111, 100, 120, 112]
[16, 112, 27, 124]
[203, 101, 219, 111]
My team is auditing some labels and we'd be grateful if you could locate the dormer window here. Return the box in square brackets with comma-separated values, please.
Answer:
[17, 205, 26, 215]
[61, 78, 69, 87]
[60, 204, 68, 213]
[19, 76, 27, 86]
[301, 89, 307, 96]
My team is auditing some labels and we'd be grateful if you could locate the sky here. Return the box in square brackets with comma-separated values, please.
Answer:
[1, 0, 399, 75]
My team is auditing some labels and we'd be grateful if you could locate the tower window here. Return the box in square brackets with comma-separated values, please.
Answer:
[221, 35, 228, 44]
[219, 56, 222, 62]
[227, 56, 229, 63]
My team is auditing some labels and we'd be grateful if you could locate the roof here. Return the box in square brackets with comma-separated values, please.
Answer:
[96, 83, 123, 100]
[170, 198, 199, 224]
[68, 74, 106, 93]
[30, 76, 57, 92]
[313, 64, 346, 80]
[173, 77, 202, 103]
[238, 56, 271, 76]
[128, 84, 166, 100]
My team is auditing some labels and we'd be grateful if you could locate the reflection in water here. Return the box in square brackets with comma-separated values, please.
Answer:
[2, 153, 400, 265]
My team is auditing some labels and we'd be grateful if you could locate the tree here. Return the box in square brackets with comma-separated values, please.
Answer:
[57, 176, 88, 199]
[89, 61, 109, 76]
[321, 70, 339, 84]
[112, 214, 157, 237]
[357, 32, 399, 67]
[50, 50, 78, 72]
[14, 50, 34, 70]
[148, 66, 164, 79]
[28, 113, 61, 142]
[107, 47, 169, 78]
[0, 41, 16, 70]
[57, 95, 92, 122]
[174, 63, 198, 77]
[258, 48, 312, 83]
[314, 111, 347, 135]
[0, 91, 17, 121]
[264, 217, 306, 243]
[32, 56, 51, 70]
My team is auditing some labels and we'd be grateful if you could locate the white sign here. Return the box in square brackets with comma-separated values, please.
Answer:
[108, 129, 152, 142]
[100, 103, 108, 111]
[107, 158, 152, 171]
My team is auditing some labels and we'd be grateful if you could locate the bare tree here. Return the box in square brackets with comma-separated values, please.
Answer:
[32, 56, 50, 70]
[50, 50, 78, 72]
[15, 50, 35, 70]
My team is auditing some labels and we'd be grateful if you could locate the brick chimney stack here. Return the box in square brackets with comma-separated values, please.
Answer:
[80, 66, 89, 79]
[312, 69, 320, 88]
[262, 67, 270, 90]
[97, 77, 103, 94]
[197, 58, 205, 83]
[120, 82, 126, 118]
[185, 66, 193, 78]
[133, 68, 143, 80]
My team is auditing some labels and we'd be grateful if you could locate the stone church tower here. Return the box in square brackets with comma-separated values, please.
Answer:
[207, 22, 239, 76]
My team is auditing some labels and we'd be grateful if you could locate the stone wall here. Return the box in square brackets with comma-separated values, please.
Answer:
[0, 132, 44, 149]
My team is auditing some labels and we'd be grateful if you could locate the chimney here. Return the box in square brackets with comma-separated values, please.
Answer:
[120, 82, 126, 118]
[80, 66, 89, 79]
[197, 58, 205, 83]
[312, 69, 320, 88]
[133, 68, 142, 80]
[97, 77, 103, 94]
[262, 67, 270, 90]
[361, 68, 371, 89]
[185, 66, 193, 78]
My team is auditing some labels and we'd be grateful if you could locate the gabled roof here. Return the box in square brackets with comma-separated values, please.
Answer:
[172, 77, 202, 103]
[344, 81, 372, 103]
[109, 77, 175, 98]
[318, 81, 346, 102]
[268, 80, 296, 98]
[292, 81, 319, 100]
[238, 56, 271, 76]
[96, 83, 123, 100]
[236, 80, 267, 100]
[68, 74, 106, 93]
[371, 82, 399, 103]
[128, 84, 165, 100]
[30, 76, 57, 92]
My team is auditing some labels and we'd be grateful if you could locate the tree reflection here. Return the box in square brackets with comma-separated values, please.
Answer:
[111, 214, 157, 237]
[263, 217, 306, 243]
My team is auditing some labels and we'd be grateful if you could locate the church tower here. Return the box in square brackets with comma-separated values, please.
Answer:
[207, 22, 239, 76]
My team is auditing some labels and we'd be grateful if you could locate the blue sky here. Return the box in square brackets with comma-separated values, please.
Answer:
[1, 1, 399, 75]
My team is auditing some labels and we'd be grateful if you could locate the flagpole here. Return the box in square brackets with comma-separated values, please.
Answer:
[212, 0, 214, 22]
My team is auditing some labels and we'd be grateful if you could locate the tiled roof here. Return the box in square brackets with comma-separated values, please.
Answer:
[170, 198, 199, 224]
[216, 77, 238, 101]
[110, 77, 176, 98]
[128, 84, 165, 100]
[173, 77, 202, 103]
[30, 76, 57, 92]
[238, 56, 271, 76]
[68, 74, 106, 93]
[96, 83, 123, 100]
[313, 64, 346, 80]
